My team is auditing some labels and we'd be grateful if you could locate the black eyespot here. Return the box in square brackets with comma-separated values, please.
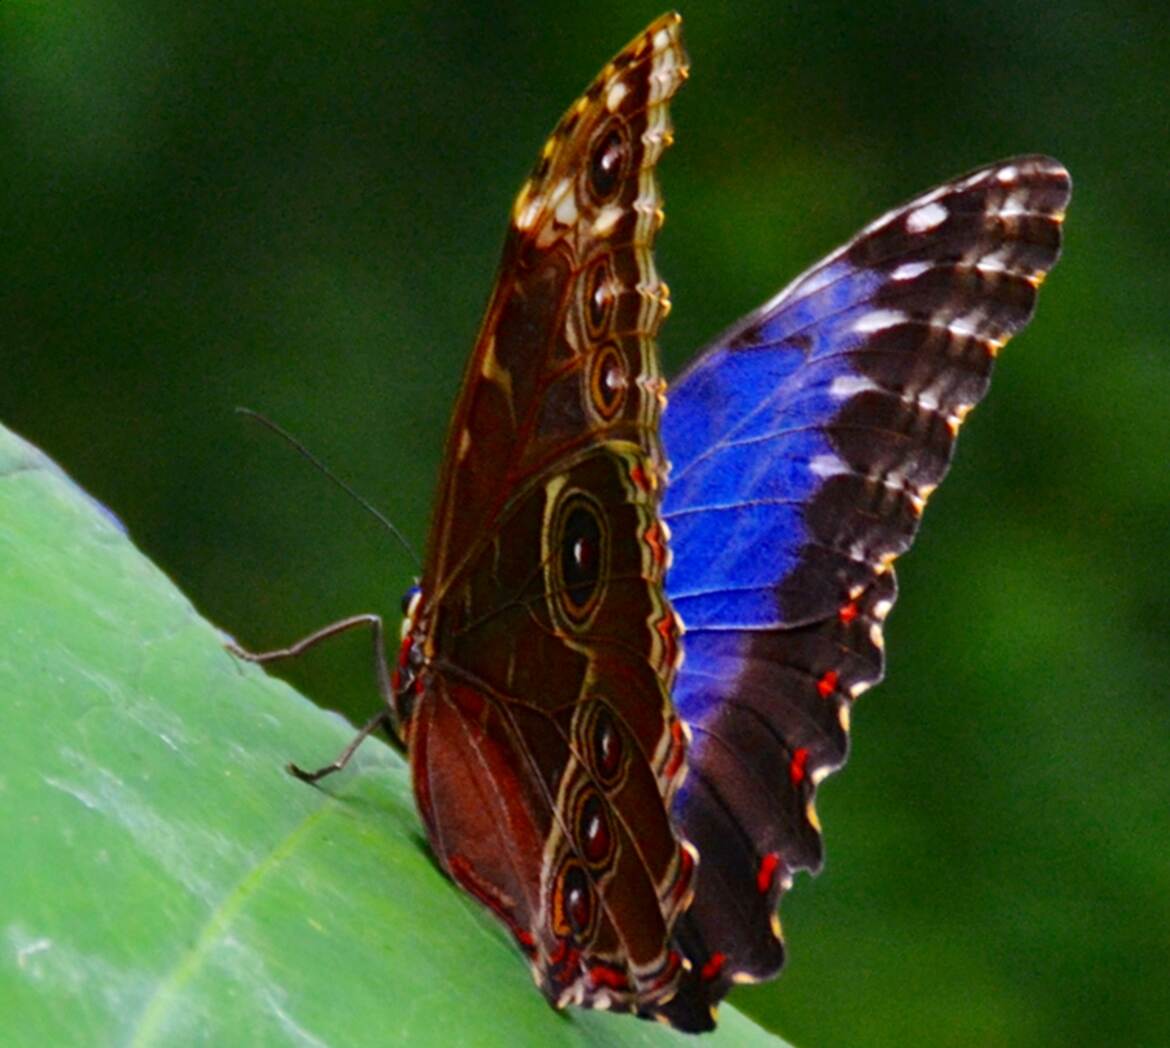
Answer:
[578, 791, 613, 867]
[560, 502, 603, 617]
[561, 862, 594, 939]
[592, 707, 623, 786]
[548, 491, 609, 632]
[583, 254, 614, 335]
[588, 342, 626, 421]
[589, 126, 628, 201]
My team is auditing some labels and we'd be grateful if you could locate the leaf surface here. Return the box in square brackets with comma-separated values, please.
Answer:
[0, 423, 783, 1047]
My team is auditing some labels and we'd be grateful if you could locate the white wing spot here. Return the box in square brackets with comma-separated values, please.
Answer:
[733, 970, 764, 986]
[591, 204, 623, 237]
[606, 80, 629, 112]
[891, 260, 932, 281]
[905, 201, 949, 234]
[554, 188, 578, 226]
[982, 243, 1015, 265]
[515, 195, 544, 231]
[829, 374, 881, 399]
[852, 309, 905, 334]
[948, 314, 980, 338]
[810, 454, 849, 478]
[880, 469, 908, 493]
[997, 192, 1030, 217]
[911, 389, 940, 412]
[996, 164, 1020, 184]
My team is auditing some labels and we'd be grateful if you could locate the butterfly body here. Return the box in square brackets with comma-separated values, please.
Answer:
[362, 12, 1067, 1031]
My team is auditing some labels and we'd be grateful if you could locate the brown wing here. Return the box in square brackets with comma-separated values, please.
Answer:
[422, 14, 685, 595]
[402, 15, 696, 1014]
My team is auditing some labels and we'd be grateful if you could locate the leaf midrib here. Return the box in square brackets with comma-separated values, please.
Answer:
[128, 793, 342, 1047]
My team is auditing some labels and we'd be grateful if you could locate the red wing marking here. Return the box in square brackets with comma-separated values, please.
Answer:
[788, 747, 810, 787]
[699, 952, 727, 982]
[756, 851, 782, 895]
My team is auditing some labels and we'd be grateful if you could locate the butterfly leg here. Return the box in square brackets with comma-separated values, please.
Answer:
[286, 706, 393, 784]
[226, 613, 405, 769]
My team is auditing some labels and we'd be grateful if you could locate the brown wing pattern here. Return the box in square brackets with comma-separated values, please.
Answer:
[422, 14, 686, 596]
[400, 15, 696, 1015]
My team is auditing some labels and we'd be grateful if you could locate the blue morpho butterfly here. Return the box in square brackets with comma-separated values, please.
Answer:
[233, 12, 1070, 1033]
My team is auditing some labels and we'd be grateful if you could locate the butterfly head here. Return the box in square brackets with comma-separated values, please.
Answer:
[391, 583, 426, 735]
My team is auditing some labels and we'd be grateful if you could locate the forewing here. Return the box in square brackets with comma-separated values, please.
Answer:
[422, 14, 686, 597]
[656, 157, 1071, 1026]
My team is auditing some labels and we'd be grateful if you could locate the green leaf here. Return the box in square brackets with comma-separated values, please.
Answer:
[0, 423, 784, 1047]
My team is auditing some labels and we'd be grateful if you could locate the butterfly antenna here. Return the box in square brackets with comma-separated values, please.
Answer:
[235, 407, 422, 570]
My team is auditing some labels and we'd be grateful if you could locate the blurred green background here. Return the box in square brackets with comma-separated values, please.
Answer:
[3, 2, 1168, 1046]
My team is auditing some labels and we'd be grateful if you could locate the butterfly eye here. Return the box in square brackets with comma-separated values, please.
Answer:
[588, 125, 628, 202]
[399, 585, 421, 616]
[587, 342, 627, 421]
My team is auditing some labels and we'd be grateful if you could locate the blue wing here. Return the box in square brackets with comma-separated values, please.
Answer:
[656, 156, 1071, 1028]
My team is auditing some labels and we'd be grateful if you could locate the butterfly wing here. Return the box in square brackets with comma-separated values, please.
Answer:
[402, 15, 697, 1014]
[654, 157, 1071, 1028]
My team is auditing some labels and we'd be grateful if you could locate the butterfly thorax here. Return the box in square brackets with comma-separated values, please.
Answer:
[390, 585, 427, 741]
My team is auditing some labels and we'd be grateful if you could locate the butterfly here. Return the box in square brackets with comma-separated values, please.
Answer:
[235, 11, 1070, 1033]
